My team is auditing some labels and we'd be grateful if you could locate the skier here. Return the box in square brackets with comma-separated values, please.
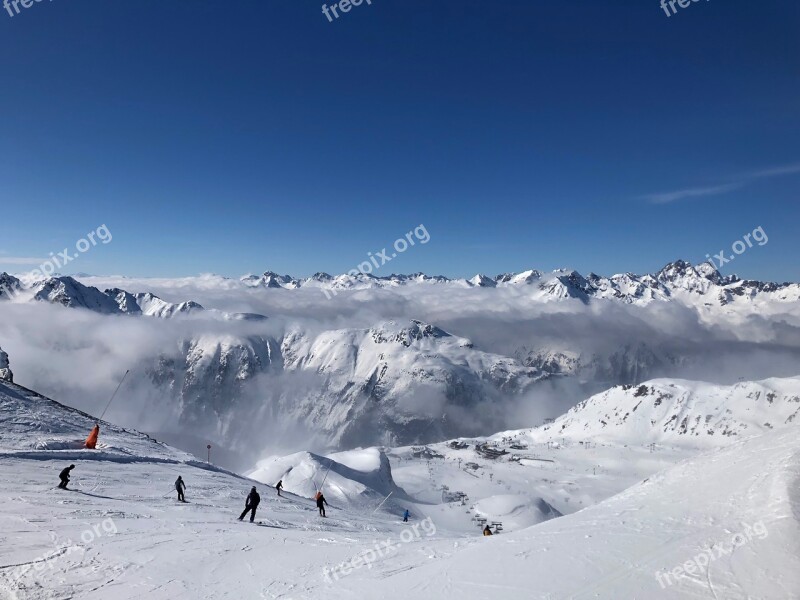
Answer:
[315, 491, 328, 517]
[58, 465, 75, 489]
[483, 525, 493, 536]
[403, 509, 410, 523]
[175, 476, 186, 502]
[276, 480, 283, 497]
[238, 486, 260, 523]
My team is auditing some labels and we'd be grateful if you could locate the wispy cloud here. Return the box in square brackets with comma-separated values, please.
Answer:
[747, 161, 800, 178]
[644, 183, 743, 205]
[643, 160, 800, 204]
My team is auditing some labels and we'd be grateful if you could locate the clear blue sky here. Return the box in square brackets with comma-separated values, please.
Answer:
[0, 0, 798, 281]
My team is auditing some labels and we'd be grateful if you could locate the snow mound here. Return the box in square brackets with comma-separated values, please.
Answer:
[33, 439, 87, 450]
[473, 494, 561, 530]
[247, 448, 404, 505]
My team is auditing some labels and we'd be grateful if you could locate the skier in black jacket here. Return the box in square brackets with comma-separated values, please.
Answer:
[238, 486, 260, 522]
[58, 465, 75, 489]
[175, 476, 186, 502]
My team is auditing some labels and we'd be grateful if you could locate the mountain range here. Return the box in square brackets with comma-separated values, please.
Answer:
[238, 260, 800, 307]
[3, 259, 799, 316]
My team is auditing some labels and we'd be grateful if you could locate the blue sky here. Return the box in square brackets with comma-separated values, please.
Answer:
[0, 0, 798, 281]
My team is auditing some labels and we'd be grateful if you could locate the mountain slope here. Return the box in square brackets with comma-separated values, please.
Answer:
[532, 376, 800, 447]
[336, 423, 800, 599]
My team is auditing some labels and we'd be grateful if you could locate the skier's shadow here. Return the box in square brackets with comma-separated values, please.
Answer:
[70, 490, 116, 500]
[253, 522, 285, 529]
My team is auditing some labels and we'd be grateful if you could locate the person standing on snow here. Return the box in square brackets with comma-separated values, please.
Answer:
[403, 509, 410, 522]
[276, 480, 283, 497]
[483, 525, 493, 536]
[315, 491, 328, 517]
[58, 465, 75, 489]
[239, 486, 261, 522]
[175, 476, 186, 502]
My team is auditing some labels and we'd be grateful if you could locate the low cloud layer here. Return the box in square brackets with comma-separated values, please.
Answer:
[2, 275, 799, 468]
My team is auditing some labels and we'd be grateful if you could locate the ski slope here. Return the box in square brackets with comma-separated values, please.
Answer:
[0, 378, 798, 599]
[337, 424, 800, 599]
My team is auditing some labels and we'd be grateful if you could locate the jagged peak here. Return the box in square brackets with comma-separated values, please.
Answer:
[0, 346, 12, 383]
[469, 274, 497, 287]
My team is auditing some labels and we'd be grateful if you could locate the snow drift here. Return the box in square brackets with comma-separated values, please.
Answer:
[247, 447, 406, 505]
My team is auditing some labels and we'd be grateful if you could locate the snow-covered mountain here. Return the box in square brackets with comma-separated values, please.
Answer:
[3, 275, 265, 321]
[0, 346, 12, 382]
[228, 259, 800, 309]
[33, 276, 124, 313]
[147, 320, 543, 456]
[530, 376, 800, 447]
[5, 259, 800, 312]
[106, 289, 204, 317]
[515, 342, 686, 387]
[0, 273, 21, 299]
[24, 276, 202, 317]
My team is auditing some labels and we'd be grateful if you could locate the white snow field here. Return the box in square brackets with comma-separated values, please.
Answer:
[0, 378, 798, 599]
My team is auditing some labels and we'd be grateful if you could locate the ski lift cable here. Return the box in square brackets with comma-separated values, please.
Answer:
[99, 369, 130, 421]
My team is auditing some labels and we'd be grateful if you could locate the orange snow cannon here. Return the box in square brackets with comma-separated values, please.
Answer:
[84, 424, 100, 449]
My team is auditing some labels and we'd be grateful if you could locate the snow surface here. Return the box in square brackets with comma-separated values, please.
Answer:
[1, 377, 798, 598]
